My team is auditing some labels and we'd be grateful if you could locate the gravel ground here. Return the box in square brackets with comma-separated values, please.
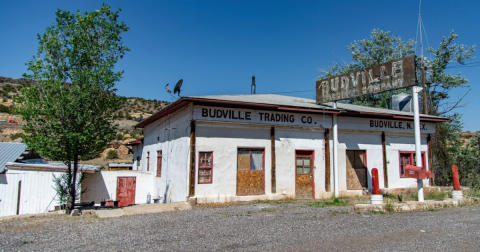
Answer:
[1, 201, 480, 251]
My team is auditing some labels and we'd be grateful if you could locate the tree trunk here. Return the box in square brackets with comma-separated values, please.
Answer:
[65, 155, 79, 214]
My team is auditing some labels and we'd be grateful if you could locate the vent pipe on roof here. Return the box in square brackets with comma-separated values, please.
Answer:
[251, 75, 256, 94]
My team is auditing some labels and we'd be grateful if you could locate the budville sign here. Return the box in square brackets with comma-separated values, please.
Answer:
[316, 55, 417, 103]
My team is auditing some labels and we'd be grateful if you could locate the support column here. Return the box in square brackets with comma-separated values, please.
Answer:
[16, 180, 22, 215]
[188, 121, 196, 197]
[428, 134, 433, 186]
[382, 132, 388, 188]
[271, 126, 276, 193]
[413, 86, 424, 202]
[324, 129, 331, 191]
[333, 102, 339, 198]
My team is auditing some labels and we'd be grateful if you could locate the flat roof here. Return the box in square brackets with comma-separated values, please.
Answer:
[5, 162, 102, 173]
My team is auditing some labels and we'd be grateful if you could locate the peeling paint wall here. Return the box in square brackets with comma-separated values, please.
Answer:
[195, 123, 271, 202]
[0, 169, 63, 217]
[336, 130, 430, 192]
[81, 170, 153, 204]
[140, 104, 192, 203]
[275, 127, 325, 198]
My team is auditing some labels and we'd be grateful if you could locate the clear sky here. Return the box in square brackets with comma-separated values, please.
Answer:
[1, 0, 479, 131]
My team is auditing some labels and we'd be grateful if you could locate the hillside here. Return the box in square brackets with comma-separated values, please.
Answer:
[0, 76, 171, 165]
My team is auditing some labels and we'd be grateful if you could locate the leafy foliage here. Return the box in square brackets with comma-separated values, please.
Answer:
[16, 4, 129, 213]
[319, 29, 476, 187]
[52, 172, 86, 205]
[106, 149, 119, 159]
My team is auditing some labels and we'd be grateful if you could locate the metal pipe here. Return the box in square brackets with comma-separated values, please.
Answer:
[413, 86, 424, 202]
[251, 76, 256, 94]
[333, 102, 339, 198]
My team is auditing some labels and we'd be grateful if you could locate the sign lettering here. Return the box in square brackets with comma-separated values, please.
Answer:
[316, 55, 417, 103]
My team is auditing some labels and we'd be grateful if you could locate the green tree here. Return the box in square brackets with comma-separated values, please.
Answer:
[319, 29, 476, 186]
[15, 4, 129, 214]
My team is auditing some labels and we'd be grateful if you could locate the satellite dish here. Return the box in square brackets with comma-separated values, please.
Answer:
[165, 83, 172, 94]
[173, 79, 183, 97]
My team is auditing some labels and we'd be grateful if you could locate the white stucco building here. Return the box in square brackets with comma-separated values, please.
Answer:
[126, 94, 447, 204]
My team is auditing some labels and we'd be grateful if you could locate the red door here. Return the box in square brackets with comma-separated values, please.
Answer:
[116, 177, 136, 207]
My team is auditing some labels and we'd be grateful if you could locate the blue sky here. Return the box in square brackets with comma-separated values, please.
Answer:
[1, 0, 479, 131]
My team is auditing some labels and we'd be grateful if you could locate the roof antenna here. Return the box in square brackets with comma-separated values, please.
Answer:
[165, 83, 175, 99]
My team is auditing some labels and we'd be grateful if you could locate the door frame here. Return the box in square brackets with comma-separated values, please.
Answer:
[295, 149, 315, 199]
[116, 176, 136, 207]
[346, 149, 368, 190]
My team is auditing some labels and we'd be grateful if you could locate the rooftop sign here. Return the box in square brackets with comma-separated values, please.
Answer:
[316, 55, 417, 103]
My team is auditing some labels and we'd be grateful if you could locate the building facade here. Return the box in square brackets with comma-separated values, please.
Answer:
[130, 94, 446, 204]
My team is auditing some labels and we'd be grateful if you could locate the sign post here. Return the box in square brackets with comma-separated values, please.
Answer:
[413, 85, 424, 202]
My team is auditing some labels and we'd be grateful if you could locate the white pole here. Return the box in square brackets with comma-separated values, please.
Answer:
[413, 86, 424, 202]
[333, 102, 339, 198]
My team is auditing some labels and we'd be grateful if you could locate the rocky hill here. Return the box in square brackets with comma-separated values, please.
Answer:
[0, 76, 170, 165]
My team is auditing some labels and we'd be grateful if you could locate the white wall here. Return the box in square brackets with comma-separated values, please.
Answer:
[335, 130, 430, 192]
[275, 127, 325, 198]
[140, 105, 192, 203]
[0, 169, 63, 217]
[195, 123, 271, 201]
[385, 133, 430, 189]
[81, 170, 153, 205]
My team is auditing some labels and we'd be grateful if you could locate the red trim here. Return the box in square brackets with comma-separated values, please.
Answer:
[399, 151, 426, 178]
[125, 139, 143, 146]
[236, 148, 266, 196]
[295, 149, 315, 199]
[5, 165, 97, 173]
[156, 151, 162, 177]
[198, 151, 213, 184]
[135, 97, 448, 128]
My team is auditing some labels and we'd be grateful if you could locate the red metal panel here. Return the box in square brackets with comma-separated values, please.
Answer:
[116, 177, 136, 207]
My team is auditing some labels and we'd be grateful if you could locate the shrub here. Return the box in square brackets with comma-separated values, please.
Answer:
[106, 149, 119, 159]
[115, 133, 123, 141]
[10, 133, 24, 140]
[2, 98, 6, 102]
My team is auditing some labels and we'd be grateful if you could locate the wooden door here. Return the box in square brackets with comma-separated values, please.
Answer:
[296, 152, 314, 199]
[116, 177, 136, 207]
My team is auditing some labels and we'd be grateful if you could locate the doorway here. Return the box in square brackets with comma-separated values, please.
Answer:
[296, 150, 314, 199]
[116, 177, 136, 207]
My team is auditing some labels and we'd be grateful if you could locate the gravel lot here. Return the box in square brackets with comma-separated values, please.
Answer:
[1, 201, 480, 251]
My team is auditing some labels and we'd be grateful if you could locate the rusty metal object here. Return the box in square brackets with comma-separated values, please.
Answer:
[316, 55, 417, 103]
[371, 168, 380, 195]
[451, 165, 460, 191]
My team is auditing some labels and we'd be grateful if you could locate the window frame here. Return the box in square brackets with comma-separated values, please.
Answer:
[237, 148, 265, 171]
[346, 149, 367, 169]
[146, 152, 150, 171]
[399, 151, 426, 178]
[198, 151, 213, 184]
[156, 150, 162, 177]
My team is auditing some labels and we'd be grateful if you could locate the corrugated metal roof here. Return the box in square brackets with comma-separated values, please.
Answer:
[0, 143, 27, 173]
[192, 94, 445, 120]
[5, 161, 102, 173]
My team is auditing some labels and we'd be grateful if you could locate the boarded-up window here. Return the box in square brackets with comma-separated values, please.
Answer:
[198, 152, 213, 184]
[399, 151, 425, 177]
[346, 150, 367, 190]
[237, 149, 264, 195]
[156, 151, 162, 177]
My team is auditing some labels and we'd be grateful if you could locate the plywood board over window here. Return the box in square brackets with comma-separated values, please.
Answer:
[346, 150, 367, 190]
[237, 149, 265, 196]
